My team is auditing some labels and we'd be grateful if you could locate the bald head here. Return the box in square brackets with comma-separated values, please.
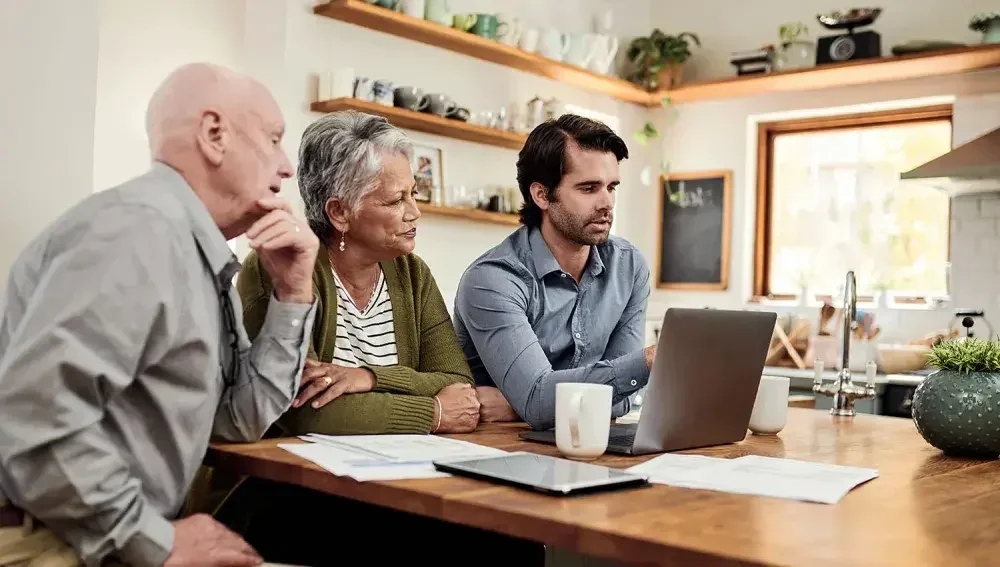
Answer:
[144, 62, 293, 238]
[146, 62, 275, 160]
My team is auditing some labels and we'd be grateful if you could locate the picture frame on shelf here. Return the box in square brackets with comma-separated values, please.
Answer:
[411, 142, 444, 203]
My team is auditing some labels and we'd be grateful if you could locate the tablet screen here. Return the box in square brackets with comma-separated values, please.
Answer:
[434, 452, 646, 493]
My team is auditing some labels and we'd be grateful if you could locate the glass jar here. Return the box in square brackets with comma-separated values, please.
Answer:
[775, 40, 816, 71]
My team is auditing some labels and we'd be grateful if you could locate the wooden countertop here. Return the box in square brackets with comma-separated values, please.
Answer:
[206, 409, 1000, 566]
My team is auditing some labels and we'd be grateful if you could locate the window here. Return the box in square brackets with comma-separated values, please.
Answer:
[753, 105, 953, 305]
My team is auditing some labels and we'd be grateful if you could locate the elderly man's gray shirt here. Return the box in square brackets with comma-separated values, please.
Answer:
[453, 226, 651, 430]
[0, 163, 316, 567]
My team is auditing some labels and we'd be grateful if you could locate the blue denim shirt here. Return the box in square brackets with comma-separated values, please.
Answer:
[453, 226, 651, 430]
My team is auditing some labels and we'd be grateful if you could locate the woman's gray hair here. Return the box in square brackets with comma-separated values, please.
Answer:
[297, 110, 413, 242]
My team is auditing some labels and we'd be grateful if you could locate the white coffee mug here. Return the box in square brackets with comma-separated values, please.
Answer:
[555, 383, 612, 460]
[399, 0, 425, 19]
[749, 375, 790, 435]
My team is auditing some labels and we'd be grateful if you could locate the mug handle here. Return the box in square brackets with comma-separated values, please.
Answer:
[415, 95, 430, 112]
[569, 392, 583, 448]
[445, 100, 457, 115]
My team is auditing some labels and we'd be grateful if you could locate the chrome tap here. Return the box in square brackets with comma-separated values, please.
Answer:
[812, 270, 877, 416]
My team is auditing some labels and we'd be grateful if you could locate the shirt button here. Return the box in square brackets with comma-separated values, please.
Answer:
[575, 332, 581, 338]
[291, 319, 301, 327]
[631, 379, 637, 386]
[561, 273, 567, 278]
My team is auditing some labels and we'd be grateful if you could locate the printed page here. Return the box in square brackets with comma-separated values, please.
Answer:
[696, 455, 879, 504]
[625, 454, 730, 488]
[279, 442, 450, 481]
[303, 433, 506, 464]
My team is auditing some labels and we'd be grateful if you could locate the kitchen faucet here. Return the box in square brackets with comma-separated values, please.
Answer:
[812, 270, 877, 416]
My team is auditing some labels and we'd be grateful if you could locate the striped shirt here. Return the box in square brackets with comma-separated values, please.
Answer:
[331, 266, 398, 367]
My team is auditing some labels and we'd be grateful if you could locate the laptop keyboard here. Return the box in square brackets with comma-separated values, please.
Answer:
[608, 423, 637, 446]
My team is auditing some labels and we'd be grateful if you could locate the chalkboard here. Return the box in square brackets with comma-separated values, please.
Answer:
[656, 170, 732, 290]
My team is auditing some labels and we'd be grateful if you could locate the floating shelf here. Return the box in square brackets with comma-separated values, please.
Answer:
[311, 98, 526, 150]
[659, 44, 1000, 104]
[417, 203, 520, 226]
[313, 0, 656, 106]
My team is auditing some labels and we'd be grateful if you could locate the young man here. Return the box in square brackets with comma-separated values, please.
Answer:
[0, 63, 318, 567]
[454, 114, 655, 431]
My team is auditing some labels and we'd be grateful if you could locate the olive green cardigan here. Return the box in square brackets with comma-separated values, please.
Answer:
[236, 245, 474, 435]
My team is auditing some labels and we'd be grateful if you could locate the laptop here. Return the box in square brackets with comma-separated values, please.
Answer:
[519, 307, 777, 456]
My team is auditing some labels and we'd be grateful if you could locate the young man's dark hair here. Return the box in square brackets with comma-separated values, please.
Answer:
[515, 114, 629, 227]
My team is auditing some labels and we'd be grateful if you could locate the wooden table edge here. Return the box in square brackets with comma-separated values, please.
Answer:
[205, 439, 769, 566]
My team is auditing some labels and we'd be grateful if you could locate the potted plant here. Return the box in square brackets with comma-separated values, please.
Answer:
[970, 13, 1000, 43]
[625, 29, 701, 90]
[911, 338, 1000, 458]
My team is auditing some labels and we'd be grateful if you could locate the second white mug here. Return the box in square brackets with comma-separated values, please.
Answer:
[749, 375, 790, 435]
[555, 383, 612, 460]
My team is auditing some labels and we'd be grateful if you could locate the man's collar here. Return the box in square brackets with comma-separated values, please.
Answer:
[152, 161, 240, 281]
[528, 226, 605, 279]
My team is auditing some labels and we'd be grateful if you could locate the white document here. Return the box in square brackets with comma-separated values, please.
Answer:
[279, 442, 452, 481]
[304, 433, 506, 464]
[277, 434, 506, 482]
[626, 454, 877, 504]
[625, 454, 727, 488]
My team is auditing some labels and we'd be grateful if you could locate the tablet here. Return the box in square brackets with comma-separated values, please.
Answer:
[432, 452, 650, 496]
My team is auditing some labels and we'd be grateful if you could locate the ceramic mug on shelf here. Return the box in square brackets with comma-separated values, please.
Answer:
[399, 0, 424, 18]
[353, 76, 375, 101]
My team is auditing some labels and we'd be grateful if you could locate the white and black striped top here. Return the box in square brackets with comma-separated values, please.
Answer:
[331, 266, 398, 367]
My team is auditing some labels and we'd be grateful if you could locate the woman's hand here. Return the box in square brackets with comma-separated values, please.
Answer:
[294, 360, 375, 409]
[433, 383, 481, 433]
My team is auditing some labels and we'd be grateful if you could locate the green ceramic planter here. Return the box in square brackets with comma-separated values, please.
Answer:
[912, 369, 1000, 458]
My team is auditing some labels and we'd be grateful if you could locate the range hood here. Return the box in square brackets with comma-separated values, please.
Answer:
[900, 126, 1000, 196]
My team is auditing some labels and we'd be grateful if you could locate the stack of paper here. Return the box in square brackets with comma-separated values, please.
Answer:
[279, 434, 506, 482]
[626, 454, 878, 504]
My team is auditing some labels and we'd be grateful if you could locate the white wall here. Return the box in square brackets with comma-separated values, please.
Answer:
[638, 1, 1000, 342]
[0, 0, 100, 289]
[93, 0, 246, 193]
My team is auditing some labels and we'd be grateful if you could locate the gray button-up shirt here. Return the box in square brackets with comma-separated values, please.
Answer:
[453, 226, 650, 430]
[0, 163, 316, 567]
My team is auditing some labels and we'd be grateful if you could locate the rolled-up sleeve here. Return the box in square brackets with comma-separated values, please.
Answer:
[455, 262, 648, 431]
[211, 293, 316, 442]
[0, 209, 179, 567]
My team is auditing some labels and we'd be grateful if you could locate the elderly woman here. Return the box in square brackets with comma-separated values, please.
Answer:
[238, 109, 484, 435]
[206, 111, 541, 566]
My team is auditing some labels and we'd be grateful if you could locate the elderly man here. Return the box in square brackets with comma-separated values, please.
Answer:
[0, 63, 318, 566]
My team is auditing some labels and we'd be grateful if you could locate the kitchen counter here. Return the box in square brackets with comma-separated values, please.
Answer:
[763, 365, 927, 389]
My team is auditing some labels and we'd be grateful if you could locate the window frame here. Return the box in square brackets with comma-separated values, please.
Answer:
[752, 104, 954, 305]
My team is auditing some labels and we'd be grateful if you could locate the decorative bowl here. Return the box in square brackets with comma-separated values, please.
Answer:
[817, 8, 882, 31]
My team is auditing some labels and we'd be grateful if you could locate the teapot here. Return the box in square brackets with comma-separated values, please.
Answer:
[538, 27, 570, 61]
[588, 33, 620, 75]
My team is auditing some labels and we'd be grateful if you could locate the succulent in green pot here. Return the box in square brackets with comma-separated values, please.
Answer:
[912, 339, 1000, 458]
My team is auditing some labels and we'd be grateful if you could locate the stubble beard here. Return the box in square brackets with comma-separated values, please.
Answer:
[548, 202, 612, 246]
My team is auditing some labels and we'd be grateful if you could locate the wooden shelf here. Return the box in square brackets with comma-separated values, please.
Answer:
[660, 44, 1000, 104]
[313, 0, 656, 106]
[417, 203, 520, 226]
[311, 97, 526, 150]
